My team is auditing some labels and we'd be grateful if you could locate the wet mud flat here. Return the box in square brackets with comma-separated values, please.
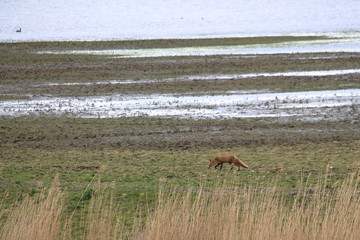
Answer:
[1, 38, 360, 148]
[1, 41, 360, 122]
[1, 116, 359, 151]
[0, 37, 359, 141]
[1, 88, 359, 122]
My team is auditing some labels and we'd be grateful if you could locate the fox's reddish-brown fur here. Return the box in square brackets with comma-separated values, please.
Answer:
[209, 154, 249, 171]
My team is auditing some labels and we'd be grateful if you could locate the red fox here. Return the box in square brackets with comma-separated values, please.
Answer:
[209, 154, 249, 171]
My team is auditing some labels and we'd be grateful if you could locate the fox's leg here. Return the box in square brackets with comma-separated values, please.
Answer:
[230, 160, 237, 170]
[219, 163, 223, 170]
[231, 162, 241, 171]
[214, 163, 221, 169]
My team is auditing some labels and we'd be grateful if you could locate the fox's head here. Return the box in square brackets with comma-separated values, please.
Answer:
[209, 159, 216, 168]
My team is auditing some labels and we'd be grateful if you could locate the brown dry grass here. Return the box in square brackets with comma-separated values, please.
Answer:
[1, 173, 359, 240]
[83, 191, 122, 240]
[0, 177, 64, 240]
[138, 173, 360, 240]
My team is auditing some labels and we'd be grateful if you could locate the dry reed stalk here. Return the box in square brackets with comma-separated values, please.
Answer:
[85, 188, 122, 240]
[1, 173, 359, 240]
[0, 178, 64, 240]
[137, 173, 360, 240]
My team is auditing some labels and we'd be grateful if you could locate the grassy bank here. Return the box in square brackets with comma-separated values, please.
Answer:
[1, 117, 359, 235]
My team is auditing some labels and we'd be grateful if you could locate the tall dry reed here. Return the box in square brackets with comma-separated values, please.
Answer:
[84, 189, 123, 240]
[0, 178, 64, 240]
[138, 173, 360, 240]
[1, 173, 359, 240]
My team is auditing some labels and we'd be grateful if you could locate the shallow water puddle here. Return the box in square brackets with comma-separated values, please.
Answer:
[1, 89, 359, 121]
[188, 69, 360, 81]
[38, 37, 360, 58]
